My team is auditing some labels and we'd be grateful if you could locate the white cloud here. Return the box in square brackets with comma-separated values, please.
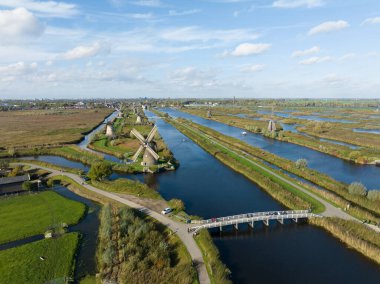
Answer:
[0, 61, 38, 75]
[230, 43, 271, 56]
[339, 53, 356, 61]
[169, 67, 218, 88]
[160, 26, 260, 43]
[292, 46, 320, 57]
[308, 20, 349, 36]
[0, 8, 44, 40]
[272, 0, 324, 8]
[131, 0, 162, 7]
[63, 42, 109, 60]
[241, 64, 265, 72]
[362, 17, 380, 25]
[0, 0, 79, 18]
[299, 56, 332, 65]
[168, 9, 201, 16]
[128, 13, 153, 19]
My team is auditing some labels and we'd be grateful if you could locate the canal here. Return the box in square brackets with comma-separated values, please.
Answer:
[14, 109, 380, 283]
[160, 108, 380, 190]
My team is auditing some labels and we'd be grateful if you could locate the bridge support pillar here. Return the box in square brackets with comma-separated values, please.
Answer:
[219, 226, 223, 232]
[277, 218, 284, 225]
[234, 223, 238, 230]
[292, 218, 298, 223]
[263, 219, 269, 227]
[248, 221, 254, 229]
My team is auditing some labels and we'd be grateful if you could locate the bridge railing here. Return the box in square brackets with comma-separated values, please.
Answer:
[199, 210, 310, 224]
[189, 211, 317, 233]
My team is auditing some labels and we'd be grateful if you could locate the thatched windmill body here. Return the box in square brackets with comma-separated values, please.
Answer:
[131, 126, 159, 166]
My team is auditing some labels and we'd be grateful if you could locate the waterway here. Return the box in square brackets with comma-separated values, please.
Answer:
[353, 128, 380, 135]
[257, 110, 355, 124]
[10, 110, 380, 283]
[145, 110, 380, 283]
[161, 108, 380, 190]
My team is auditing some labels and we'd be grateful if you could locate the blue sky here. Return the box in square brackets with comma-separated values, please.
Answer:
[0, 0, 379, 99]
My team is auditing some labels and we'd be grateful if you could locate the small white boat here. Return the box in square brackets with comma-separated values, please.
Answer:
[241, 131, 247, 136]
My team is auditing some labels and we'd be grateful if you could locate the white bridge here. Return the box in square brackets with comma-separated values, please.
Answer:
[188, 210, 319, 234]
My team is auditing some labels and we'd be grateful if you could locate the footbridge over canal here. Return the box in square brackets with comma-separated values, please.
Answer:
[188, 210, 320, 234]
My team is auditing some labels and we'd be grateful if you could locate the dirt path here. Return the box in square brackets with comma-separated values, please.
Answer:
[13, 162, 211, 284]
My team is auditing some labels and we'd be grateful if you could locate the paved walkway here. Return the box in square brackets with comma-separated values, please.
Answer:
[178, 121, 380, 234]
[14, 163, 211, 284]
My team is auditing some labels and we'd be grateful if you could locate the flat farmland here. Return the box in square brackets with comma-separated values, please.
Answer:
[0, 108, 112, 148]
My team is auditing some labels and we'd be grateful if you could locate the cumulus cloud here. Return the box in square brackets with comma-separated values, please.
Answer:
[299, 56, 332, 65]
[292, 46, 320, 57]
[230, 43, 271, 57]
[0, 0, 79, 18]
[362, 17, 380, 25]
[63, 42, 110, 60]
[240, 64, 265, 73]
[272, 0, 324, 8]
[308, 20, 349, 36]
[0, 8, 44, 41]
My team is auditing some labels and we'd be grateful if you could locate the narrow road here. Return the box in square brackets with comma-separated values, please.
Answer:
[176, 120, 380, 233]
[13, 162, 211, 284]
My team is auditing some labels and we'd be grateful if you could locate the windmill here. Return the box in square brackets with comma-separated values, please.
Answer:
[131, 126, 159, 166]
[267, 105, 276, 132]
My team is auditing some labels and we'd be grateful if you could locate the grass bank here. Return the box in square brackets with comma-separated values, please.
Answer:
[0, 191, 85, 244]
[194, 230, 232, 284]
[0, 232, 80, 284]
[91, 178, 162, 200]
[310, 217, 380, 265]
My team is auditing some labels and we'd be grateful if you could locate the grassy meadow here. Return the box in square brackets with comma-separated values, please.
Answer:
[0, 191, 85, 244]
[0, 233, 79, 284]
[0, 108, 112, 148]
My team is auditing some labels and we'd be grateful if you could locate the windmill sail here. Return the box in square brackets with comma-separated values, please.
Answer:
[146, 125, 157, 142]
[146, 145, 160, 160]
[132, 145, 144, 161]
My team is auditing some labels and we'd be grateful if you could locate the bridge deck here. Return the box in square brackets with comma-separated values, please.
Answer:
[188, 210, 319, 233]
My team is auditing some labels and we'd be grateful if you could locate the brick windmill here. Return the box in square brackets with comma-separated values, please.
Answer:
[131, 126, 159, 166]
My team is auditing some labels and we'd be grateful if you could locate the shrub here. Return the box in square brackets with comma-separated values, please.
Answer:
[348, 182, 367, 196]
[168, 199, 185, 213]
[88, 161, 112, 180]
[21, 181, 33, 191]
[295, 158, 308, 169]
[367, 190, 380, 201]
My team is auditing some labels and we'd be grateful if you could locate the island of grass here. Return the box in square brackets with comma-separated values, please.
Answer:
[0, 233, 80, 284]
[0, 108, 113, 150]
[88, 111, 176, 172]
[0, 191, 85, 244]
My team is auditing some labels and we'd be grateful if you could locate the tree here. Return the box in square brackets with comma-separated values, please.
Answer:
[295, 158, 308, 169]
[348, 182, 367, 196]
[22, 181, 33, 191]
[88, 161, 112, 181]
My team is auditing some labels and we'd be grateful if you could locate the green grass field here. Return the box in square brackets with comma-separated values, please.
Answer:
[0, 233, 79, 284]
[0, 191, 85, 244]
